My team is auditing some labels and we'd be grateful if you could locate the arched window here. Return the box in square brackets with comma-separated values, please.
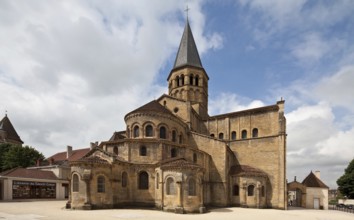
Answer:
[193, 153, 197, 163]
[97, 176, 105, 193]
[219, 132, 224, 140]
[145, 125, 153, 137]
[176, 76, 180, 87]
[171, 148, 177, 158]
[181, 74, 184, 85]
[159, 126, 166, 139]
[261, 185, 265, 197]
[210, 134, 215, 138]
[242, 130, 247, 139]
[156, 173, 159, 189]
[188, 178, 196, 196]
[133, 126, 139, 138]
[138, 171, 149, 189]
[248, 185, 254, 196]
[231, 131, 236, 140]
[122, 172, 128, 187]
[195, 76, 199, 86]
[114, 146, 118, 155]
[72, 174, 79, 192]
[232, 184, 239, 196]
[140, 146, 147, 156]
[179, 134, 183, 144]
[252, 128, 258, 138]
[166, 177, 175, 195]
[189, 74, 194, 85]
[172, 130, 177, 142]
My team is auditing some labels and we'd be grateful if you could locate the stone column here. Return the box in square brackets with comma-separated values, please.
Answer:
[175, 181, 184, 214]
[83, 169, 92, 210]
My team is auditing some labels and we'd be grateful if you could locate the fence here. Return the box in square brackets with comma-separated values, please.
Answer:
[329, 204, 354, 214]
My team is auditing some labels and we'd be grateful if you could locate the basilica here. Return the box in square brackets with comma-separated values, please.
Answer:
[69, 20, 287, 213]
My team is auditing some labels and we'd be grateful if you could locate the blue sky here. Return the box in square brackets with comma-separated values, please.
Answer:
[1, 0, 354, 188]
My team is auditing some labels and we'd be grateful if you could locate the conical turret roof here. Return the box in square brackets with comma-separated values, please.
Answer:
[0, 114, 23, 144]
[173, 20, 203, 70]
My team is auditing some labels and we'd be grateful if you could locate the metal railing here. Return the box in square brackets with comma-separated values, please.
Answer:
[329, 204, 354, 214]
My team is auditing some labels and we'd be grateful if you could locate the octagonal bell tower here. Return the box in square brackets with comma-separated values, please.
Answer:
[167, 20, 209, 120]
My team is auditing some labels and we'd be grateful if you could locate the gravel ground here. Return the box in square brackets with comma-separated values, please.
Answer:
[0, 200, 353, 220]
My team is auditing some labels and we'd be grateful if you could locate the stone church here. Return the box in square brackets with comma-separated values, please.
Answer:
[69, 20, 287, 213]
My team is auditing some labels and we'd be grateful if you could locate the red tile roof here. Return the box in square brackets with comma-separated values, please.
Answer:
[302, 171, 329, 188]
[160, 157, 204, 171]
[47, 148, 90, 162]
[0, 167, 58, 180]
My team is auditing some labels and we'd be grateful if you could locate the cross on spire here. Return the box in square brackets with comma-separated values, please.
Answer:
[185, 5, 190, 20]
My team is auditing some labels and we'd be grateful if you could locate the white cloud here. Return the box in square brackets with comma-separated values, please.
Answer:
[209, 93, 265, 116]
[0, 1, 222, 157]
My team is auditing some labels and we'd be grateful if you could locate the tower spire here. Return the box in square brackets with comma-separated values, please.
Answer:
[172, 18, 203, 70]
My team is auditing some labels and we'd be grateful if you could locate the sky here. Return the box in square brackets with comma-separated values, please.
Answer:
[1, 0, 353, 189]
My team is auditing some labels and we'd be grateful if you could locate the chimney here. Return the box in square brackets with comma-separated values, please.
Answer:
[67, 145, 73, 159]
[315, 171, 321, 179]
[294, 176, 297, 182]
[90, 142, 96, 149]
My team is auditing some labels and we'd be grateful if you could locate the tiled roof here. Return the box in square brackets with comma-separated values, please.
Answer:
[0, 167, 58, 180]
[229, 165, 267, 177]
[160, 157, 203, 170]
[47, 148, 90, 162]
[109, 131, 126, 141]
[125, 100, 174, 118]
[173, 20, 203, 70]
[0, 115, 23, 144]
[302, 171, 329, 188]
[77, 156, 110, 165]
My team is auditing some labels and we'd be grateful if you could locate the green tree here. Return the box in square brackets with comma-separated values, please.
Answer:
[337, 158, 354, 199]
[0, 143, 12, 172]
[1, 144, 44, 171]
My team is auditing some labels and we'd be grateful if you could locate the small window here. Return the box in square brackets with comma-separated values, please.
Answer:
[210, 134, 215, 138]
[189, 74, 193, 85]
[195, 76, 199, 86]
[171, 148, 177, 158]
[138, 171, 149, 190]
[140, 146, 147, 156]
[97, 176, 105, 193]
[133, 126, 139, 138]
[261, 185, 265, 197]
[248, 185, 254, 196]
[231, 131, 236, 140]
[176, 76, 180, 87]
[166, 177, 175, 195]
[160, 126, 166, 139]
[156, 173, 159, 189]
[122, 172, 128, 187]
[219, 133, 224, 140]
[233, 184, 239, 196]
[188, 178, 196, 196]
[114, 146, 118, 155]
[172, 130, 177, 142]
[242, 130, 247, 139]
[193, 153, 197, 163]
[252, 128, 258, 138]
[145, 125, 153, 137]
[72, 174, 79, 192]
[179, 134, 183, 144]
[181, 74, 185, 85]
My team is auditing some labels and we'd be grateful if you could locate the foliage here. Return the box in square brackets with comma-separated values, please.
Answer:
[337, 158, 354, 199]
[0, 143, 44, 172]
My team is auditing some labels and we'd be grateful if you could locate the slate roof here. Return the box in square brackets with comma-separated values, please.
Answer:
[125, 100, 174, 119]
[173, 20, 203, 70]
[229, 165, 268, 177]
[302, 171, 329, 188]
[0, 114, 23, 144]
[0, 167, 58, 180]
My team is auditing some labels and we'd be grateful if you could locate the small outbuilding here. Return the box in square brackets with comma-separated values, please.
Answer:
[288, 171, 329, 210]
